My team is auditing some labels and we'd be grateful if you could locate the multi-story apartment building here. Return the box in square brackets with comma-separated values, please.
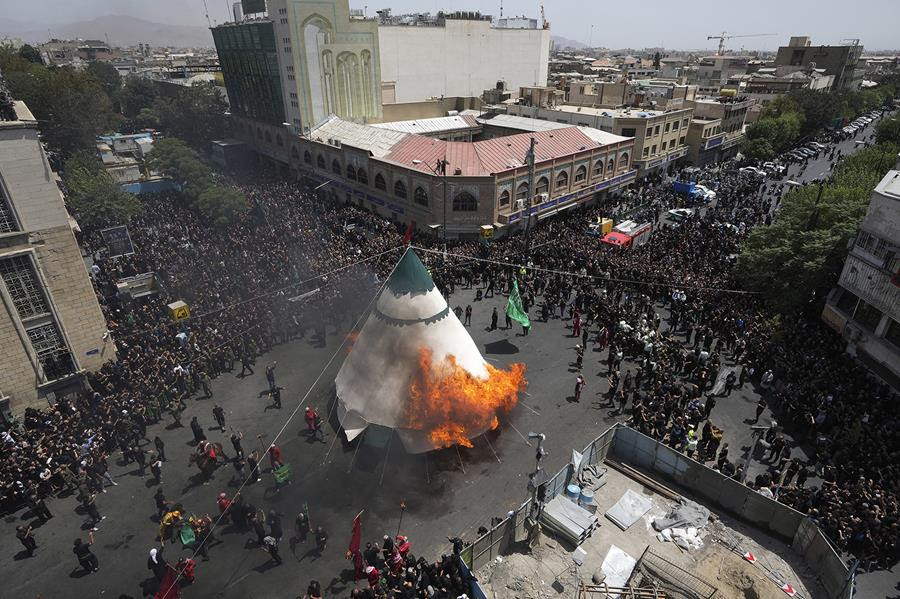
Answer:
[505, 103, 692, 176]
[685, 96, 754, 163]
[774, 37, 865, 91]
[822, 164, 900, 386]
[0, 89, 113, 416]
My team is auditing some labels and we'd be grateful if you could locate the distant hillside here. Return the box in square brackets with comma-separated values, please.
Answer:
[552, 35, 587, 50]
[1, 15, 214, 48]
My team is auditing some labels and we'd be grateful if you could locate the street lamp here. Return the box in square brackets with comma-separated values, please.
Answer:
[412, 158, 449, 258]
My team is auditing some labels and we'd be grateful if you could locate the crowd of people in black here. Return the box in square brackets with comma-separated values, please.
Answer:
[3, 110, 898, 591]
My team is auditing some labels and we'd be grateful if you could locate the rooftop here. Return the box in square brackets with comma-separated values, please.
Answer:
[554, 105, 668, 118]
[371, 115, 480, 135]
[875, 169, 900, 201]
[310, 116, 409, 158]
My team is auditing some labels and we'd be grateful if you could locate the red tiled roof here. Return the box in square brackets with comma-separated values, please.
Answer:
[385, 127, 624, 177]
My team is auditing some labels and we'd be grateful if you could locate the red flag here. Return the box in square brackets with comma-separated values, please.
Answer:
[155, 566, 182, 599]
[743, 551, 756, 563]
[402, 223, 413, 244]
[347, 512, 364, 580]
[781, 583, 796, 597]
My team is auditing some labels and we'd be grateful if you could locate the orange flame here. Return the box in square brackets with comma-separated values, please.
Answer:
[406, 348, 527, 449]
[345, 331, 360, 353]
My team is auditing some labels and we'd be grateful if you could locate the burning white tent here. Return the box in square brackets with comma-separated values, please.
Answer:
[335, 248, 524, 453]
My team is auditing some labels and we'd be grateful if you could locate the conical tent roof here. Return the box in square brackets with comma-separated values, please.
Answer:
[335, 248, 490, 453]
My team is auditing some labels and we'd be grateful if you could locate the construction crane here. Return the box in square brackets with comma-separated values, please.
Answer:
[707, 32, 776, 56]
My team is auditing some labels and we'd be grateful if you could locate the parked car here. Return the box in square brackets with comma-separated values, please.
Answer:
[739, 166, 766, 177]
[667, 208, 695, 223]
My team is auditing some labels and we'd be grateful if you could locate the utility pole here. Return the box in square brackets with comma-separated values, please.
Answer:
[437, 157, 449, 260]
[523, 137, 537, 258]
[806, 180, 826, 231]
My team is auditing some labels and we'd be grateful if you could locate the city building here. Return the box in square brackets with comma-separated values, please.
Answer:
[0, 86, 113, 416]
[233, 114, 635, 238]
[773, 36, 865, 91]
[684, 96, 753, 164]
[693, 55, 753, 94]
[822, 163, 900, 386]
[505, 103, 692, 176]
[213, 0, 551, 134]
[38, 39, 117, 66]
[567, 80, 696, 111]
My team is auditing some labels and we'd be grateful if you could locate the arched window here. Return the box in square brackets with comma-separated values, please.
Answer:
[452, 192, 477, 212]
[346, 164, 357, 181]
[556, 170, 569, 190]
[304, 150, 311, 164]
[265, 130, 272, 143]
[499, 189, 510, 207]
[374, 173, 386, 191]
[317, 154, 326, 169]
[394, 179, 407, 199]
[332, 159, 341, 175]
[535, 176, 549, 195]
[619, 153, 629, 169]
[276, 134, 284, 147]
[592, 160, 603, 177]
[414, 187, 428, 207]
[357, 168, 368, 185]
[607, 158, 615, 173]
[291, 146, 299, 160]
[515, 182, 529, 201]
[575, 165, 587, 183]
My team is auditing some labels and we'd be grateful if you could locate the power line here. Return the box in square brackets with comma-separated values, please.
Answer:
[410, 245, 760, 295]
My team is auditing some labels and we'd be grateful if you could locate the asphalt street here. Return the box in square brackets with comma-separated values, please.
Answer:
[1, 115, 893, 599]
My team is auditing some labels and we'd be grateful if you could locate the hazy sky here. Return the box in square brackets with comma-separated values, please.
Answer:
[4, 0, 899, 51]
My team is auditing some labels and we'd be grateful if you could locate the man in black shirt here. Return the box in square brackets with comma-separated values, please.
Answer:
[73, 532, 99, 572]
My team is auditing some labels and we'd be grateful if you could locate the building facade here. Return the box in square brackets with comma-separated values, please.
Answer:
[505, 104, 692, 176]
[212, 19, 286, 125]
[822, 165, 900, 386]
[686, 96, 753, 163]
[229, 114, 635, 238]
[0, 98, 113, 415]
[774, 37, 865, 91]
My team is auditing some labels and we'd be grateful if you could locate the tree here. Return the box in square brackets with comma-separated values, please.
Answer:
[741, 137, 775, 161]
[146, 137, 213, 201]
[62, 150, 142, 229]
[737, 141, 900, 310]
[132, 107, 161, 131]
[153, 83, 227, 150]
[116, 76, 159, 118]
[197, 185, 249, 226]
[86, 61, 121, 97]
[876, 116, 900, 145]
[18, 44, 42, 64]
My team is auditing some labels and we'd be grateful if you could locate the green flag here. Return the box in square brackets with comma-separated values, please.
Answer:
[506, 279, 530, 327]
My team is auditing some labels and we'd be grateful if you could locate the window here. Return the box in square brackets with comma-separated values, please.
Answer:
[835, 289, 859, 315]
[679, 136, 686, 145]
[854, 300, 882, 332]
[414, 187, 428, 207]
[592, 161, 603, 178]
[654, 125, 660, 135]
[0, 255, 75, 381]
[683, 119, 689, 128]
[556, 170, 569, 189]
[498, 189, 510, 207]
[619, 153, 629, 169]
[332, 159, 341, 175]
[673, 121, 680, 130]
[303, 150, 311, 164]
[621, 127, 637, 137]
[575, 165, 587, 183]
[0, 183, 17, 233]
[651, 144, 657, 154]
[885, 319, 900, 349]
[374, 173, 386, 191]
[515, 182, 529, 201]
[357, 168, 368, 185]
[664, 123, 670, 133]
[646, 128, 654, 137]
[346, 164, 357, 181]
[394, 179, 407, 199]
[535, 176, 549, 195]
[452, 192, 477, 212]
[317, 155, 326, 169]
[607, 158, 615, 172]
[643, 147, 649, 157]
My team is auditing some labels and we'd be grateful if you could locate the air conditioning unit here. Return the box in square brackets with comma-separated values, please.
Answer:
[516, 199, 525, 210]
[538, 193, 549, 204]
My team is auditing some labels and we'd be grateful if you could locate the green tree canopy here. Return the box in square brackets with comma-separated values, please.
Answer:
[86, 61, 121, 97]
[876, 116, 900, 145]
[63, 150, 141, 229]
[18, 44, 42, 64]
[116, 76, 159, 118]
[197, 185, 249, 227]
[153, 82, 228, 150]
[146, 137, 213, 201]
